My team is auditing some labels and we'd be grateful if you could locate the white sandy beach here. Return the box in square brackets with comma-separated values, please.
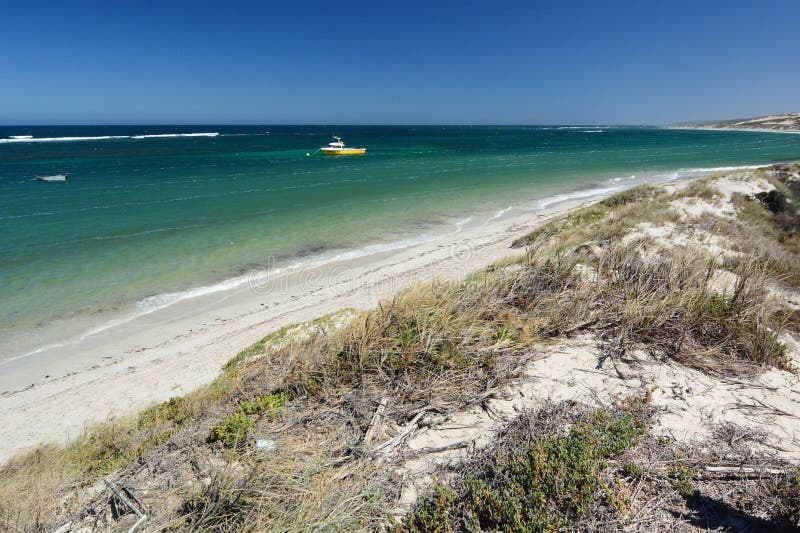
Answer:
[0, 194, 608, 462]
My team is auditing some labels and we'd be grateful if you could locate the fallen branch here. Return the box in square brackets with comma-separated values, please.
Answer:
[128, 514, 149, 533]
[752, 398, 800, 419]
[104, 479, 149, 532]
[363, 397, 388, 446]
[374, 411, 426, 454]
[722, 379, 779, 392]
[104, 479, 145, 518]
[400, 439, 476, 461]
[702, 465, 786, 476]
[735, 399, 800, 420]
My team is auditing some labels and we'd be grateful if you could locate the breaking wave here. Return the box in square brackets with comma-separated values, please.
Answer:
[0, 132, 219, 143]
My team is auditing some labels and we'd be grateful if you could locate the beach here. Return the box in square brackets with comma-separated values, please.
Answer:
[4, 162, 800, 531]
[0, 193, 599, 462]
[672, 126, 800, 134]
[2, 125, 800, 462]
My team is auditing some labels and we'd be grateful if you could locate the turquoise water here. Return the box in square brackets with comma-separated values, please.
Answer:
[1, 125, 799, 358]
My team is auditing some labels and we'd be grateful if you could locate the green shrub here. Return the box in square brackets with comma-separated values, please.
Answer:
[206, 392, 287, 449]
[222, 327, 290, 372]
[512, 205, 608, 247]
[669, 464, 699, 499]
[397, 485, 458, 533]
[672, 179, 721, 201]
[237, 391, 288, 419]
[138, 396, 190, 428]
[397, 409, 645, 532]
[622, 462, 645, 479]
[755, 189, 789, 214]
[207, 413, 254, 449]
[774, 470, 800, 529]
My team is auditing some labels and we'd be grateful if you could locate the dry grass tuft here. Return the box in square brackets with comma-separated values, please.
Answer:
[593, 249, 788, 372]
[173, 430, 396, 532]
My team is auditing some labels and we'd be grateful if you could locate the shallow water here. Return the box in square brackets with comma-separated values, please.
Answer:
[1, 125, 799, 359]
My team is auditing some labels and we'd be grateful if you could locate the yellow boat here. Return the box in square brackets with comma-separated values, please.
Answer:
[320, 136, 366, 155]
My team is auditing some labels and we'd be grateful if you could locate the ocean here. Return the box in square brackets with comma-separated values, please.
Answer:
[2, 125, 799, 362]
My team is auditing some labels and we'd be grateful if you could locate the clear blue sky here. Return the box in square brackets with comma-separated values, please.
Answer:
[2, 0, 798, 125]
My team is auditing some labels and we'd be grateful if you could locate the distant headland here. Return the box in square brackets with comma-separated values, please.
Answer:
[676, 111, 800, 132]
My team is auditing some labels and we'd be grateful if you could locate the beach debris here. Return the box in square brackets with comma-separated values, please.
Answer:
[373, 411, 427, 459]
[52, 522, 72, 533]
[255, 438, 276, 450]
[103, 479, 148, 532]
[703, 465, 787, 477]
[363, 397, 389, 446]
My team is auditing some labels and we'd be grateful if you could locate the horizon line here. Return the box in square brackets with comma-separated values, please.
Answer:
[0, 122, 665, 128]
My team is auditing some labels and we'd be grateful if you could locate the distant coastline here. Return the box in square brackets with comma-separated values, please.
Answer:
[671, 111, 800, 133]
[670, 125, 800, 134]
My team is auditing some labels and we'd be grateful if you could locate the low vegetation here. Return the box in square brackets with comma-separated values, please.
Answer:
[206, 392, 287, 448]
[397, 404, 648, 532]
[2, 164, 799, 531]
[397, 399, 800, 532]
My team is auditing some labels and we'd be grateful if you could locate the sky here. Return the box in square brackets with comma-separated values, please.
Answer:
[1, 0, 798, 125]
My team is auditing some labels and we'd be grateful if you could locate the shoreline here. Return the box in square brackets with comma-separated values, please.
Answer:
[0, 196, 564, 459]
[0, 192, 616, 462]
[1, 163, 779, 370]
[0, 163, 780, 462]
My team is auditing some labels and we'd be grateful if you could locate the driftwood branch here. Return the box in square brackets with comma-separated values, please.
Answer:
[374, 411, 426, 454]
[363, 397, 388, 446]
[127, 514, 149, 533]
[104, 479, 144, 517]
[702, 465, 786, 476]
[104, 479, 149, 532]
[400, 439, 475, 460]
